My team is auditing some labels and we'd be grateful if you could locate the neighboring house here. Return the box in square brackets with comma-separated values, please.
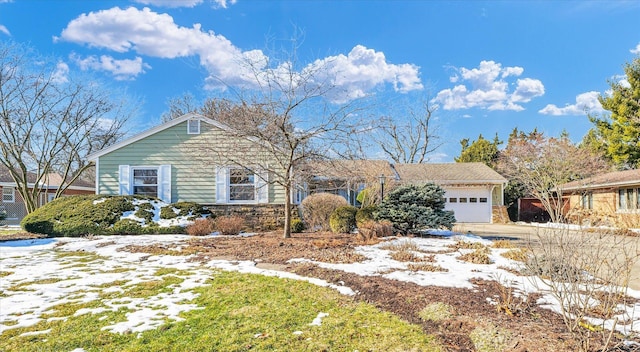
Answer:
[0, 166, 94, 225]
[305, 161, 507, 223]
[393, 163, 507, 223]
[87, 113, 287, 228]
[561, 169, 640, 227]
[301, 160, 399, 206]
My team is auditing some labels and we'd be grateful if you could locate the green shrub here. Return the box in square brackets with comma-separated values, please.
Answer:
[160, 206, 178, 219]
[21, 195, 196, 237]
[375, 183, 456, 235]
[356, 205, 377, 227]
[356, 188, 376, 207]
[301, 193, 348, 231]
[329, 206, 358, 233]
[134, 202, 155, 223]
[290, 218, 305, 233]
[0, 207, 6, 221]
[112, 219, 143, 235]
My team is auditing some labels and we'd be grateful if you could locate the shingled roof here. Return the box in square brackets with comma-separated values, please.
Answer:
[0, 165, 94, 189]
[394, 162, 507, 185]
[562, 169, 640, 191]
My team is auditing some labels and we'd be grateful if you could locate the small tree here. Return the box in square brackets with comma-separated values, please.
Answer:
[375, 183, 455, 235]
[497, 129, 609, 223]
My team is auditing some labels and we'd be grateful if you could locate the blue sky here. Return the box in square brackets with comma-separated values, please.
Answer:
[1, 0, 639, 161]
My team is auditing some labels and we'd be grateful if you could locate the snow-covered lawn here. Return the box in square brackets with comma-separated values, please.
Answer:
[1, 231, 640, 339]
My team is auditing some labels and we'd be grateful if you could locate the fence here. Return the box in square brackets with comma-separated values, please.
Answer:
[0, 203, 27, 226]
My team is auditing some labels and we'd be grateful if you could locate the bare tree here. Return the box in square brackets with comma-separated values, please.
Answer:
[194, 42, 366, 238]
[525, 227, 640, 351]
[374, 99, 442, 163]
[497, 130, 609, 223]
[0, 42, 133, 213]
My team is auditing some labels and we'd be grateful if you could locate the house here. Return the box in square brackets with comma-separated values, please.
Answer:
[87, 113, 288, 229]
[561, 169, 640, 227]
[393, 163, 508, 223]
[304, 161, 507, 223]
[0, 166, 94, 225]
[301, 160, 399, 206]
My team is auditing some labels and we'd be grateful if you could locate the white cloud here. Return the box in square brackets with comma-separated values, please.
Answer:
[538, 91, 603, 116]
[51, 61, 69, 83]
[631, 43, 640, 55]
[56, 7, 421, 102]
[0, 24, 10, 36]
[434, 60, 544, 111]
[71, 53, 151, 80]
[132, 0, 236, 8]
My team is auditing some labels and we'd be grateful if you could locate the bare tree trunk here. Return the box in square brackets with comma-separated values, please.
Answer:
[283, 183, 292, 238]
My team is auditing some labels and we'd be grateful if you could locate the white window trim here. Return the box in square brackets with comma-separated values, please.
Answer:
[187, 119, 201, 135]
[2, 187, 15, 203]
[228, 167, 257, 204]
[216, 166, 268, 204]
[118, 164, 172, 203]
[131, 166, 160, 198]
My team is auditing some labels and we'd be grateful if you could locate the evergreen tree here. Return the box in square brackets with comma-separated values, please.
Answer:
[375, 183, 455, 235]
[455, 133, 502, 167]
[588, 57, 640, 168]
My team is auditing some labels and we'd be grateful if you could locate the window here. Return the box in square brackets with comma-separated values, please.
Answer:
[459, 197, 467, 203]
[132, 168, 158, 197]
[581, 192, 593, 210]
[2, 187, 15, 203]
[449, 197, 457, 203]
[470, 197, 478, 203]
[187, 119, 200, 134]
[479, 198, 488, 203]
[619, 188, 640, 210]
[229, 168, 255, 201]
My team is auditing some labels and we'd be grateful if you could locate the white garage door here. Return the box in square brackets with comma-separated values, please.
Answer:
[444, 187, 492, 223]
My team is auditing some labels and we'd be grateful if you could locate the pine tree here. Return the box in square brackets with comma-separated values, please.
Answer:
[455, 133, 502, 167]
[375, 183, 455, 235]
[588, 57, 640, 168]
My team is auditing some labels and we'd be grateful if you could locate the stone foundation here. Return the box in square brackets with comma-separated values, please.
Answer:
[205, 204, 297, 232]
[492, 205, 509, 224]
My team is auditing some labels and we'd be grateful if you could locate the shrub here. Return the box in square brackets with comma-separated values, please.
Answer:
[300, 193, 348, 231]
[356, 188, 376, 207]
[356, 205, 377, 227]
[160, 202, 210, 220]
[160, 206, 178, 219]
[135, 202, 155, 223]
[186, 218, 215, 236]
[215, 215, 245, 236]
[0, 206, 6, 221]
[375, 183, 455, 235]
[290, 218, 305, 233]
[112, 219, 143, 235]
[330, 206, 358, 233]
[21, 195, 199, 237]
[357, 220, 394, 241]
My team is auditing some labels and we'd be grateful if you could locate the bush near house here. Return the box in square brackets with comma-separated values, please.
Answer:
[20, 195, 204, 237]
[290, 218, 305, 233]
[356, 205, 377, 227]
[300, 193, 348, 231]
[330, 206, 358, 233]
[375, 183, 456, 235]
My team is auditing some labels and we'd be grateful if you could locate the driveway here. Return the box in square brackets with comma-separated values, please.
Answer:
[454, 222, 640, 291]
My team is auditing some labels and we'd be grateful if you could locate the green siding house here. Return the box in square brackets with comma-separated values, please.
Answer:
[87, 113, 286, 206]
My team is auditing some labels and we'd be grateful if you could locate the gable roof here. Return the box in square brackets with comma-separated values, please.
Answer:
[562, 169, 640, 191]
[394, 162, 507, 185]
[87, 113, 235, 161]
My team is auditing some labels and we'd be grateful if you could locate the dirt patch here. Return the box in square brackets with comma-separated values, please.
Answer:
[0, 232, 46, 242]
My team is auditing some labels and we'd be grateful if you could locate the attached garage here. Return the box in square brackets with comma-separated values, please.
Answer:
[394, 163, 507, 224]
